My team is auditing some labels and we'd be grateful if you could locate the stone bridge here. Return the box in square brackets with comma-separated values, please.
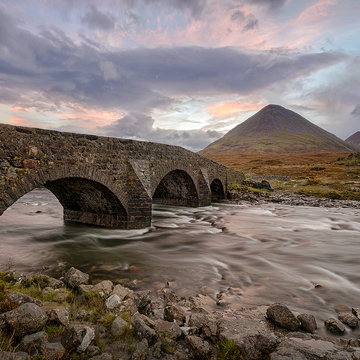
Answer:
[0, 124, 244, 229]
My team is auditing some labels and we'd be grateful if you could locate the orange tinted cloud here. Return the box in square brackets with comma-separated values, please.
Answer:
[208, 97, 268, 119]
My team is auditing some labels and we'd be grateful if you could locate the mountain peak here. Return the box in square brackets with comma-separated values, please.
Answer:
[346, 131, 360, 149]
[199, 105, 357, 154]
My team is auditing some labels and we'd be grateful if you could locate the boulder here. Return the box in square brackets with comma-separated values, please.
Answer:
[134, 290, 151, 314]
[92, 280, 113, 297]
[352, 308, 360, 319]
[6, 292, 42, 307]
[132, 318, 157, 345]
[161, 337, 177, 354]
[164, 303, 186, 326]
[253, 180, 274, 191]
[0, 351, 30, 359]
[111, 316, 128, 336]
[42, 302, 69, 326]
[52, 291, 70, 303]
[86, 345, 102, 357]
[297, 313, 317, 333]
[185, 335, 211, 358]
[0, 303, 47, 338]
[324, 318, 345, 335]
[338, 312, 358, 328]
[132, 313, 155, 329]
[266, 303, 300, 331]
[61, 324, 95, 353]
[20, 331, 48, 355]
[63, 267, 89, 289]
[42, 342, 66, 360]
[105, 294, 121, 310]
[78, 284, 94, 295]
[188, 311, 217, 338]
[154, 319, 182, 340]
[111, 284, 131, 301]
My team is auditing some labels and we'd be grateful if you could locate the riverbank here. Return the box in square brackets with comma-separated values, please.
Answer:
[1, 269, 360, 360]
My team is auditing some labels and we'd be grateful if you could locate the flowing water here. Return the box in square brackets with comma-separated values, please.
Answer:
[1, 188, 360, 337]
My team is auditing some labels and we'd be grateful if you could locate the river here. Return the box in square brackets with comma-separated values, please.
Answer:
[1, 188, 360, 337]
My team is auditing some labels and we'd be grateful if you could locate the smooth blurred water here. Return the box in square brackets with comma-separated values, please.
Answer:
[1, 188, 360, 337]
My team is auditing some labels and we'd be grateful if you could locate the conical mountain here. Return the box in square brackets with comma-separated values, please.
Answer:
[199, 104, 357, 154]
[345, 131, 360, 149]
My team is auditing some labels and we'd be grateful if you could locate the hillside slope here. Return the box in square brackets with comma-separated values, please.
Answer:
[346, 131, 360, 149]
[199, 105, 357, 154]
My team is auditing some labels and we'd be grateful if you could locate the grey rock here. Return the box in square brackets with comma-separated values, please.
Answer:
[154, 319, 182, 340]
[52, 291, 70, 303]
[266, 303, 300, 331]
[324, 318, 345, 335]
[20, 331, 48, 355]
[219, 306, 277, 360]
[78, 284, 94, 295]
[352, 307, 360, 319]
[131, 339, 149, 360]
[161, 337, 177, 354]
[41, 342, 66, 360]
[71, 309, 93, 321]
[132, 313, 155, 329]
[0, 303, 47, 338]
[105, 294, 121, 310]
[270, 346, 310, 360]
[111, 316, 128, 336]
[0, 351, 30, 360]
[188, 311, 217, 338]
[86, 345, 102, 357]
[132, 318, 157, 345]
[6, 292, 42, 307]
[253, 180, 274, 191]
[63, 267, 89, 289]
[42, 302, 69, 326]
[61, 324, 95, 353]
[338, 312, 358, 328]
[135, 290, 151, 314]
[164, 303, 186, 326]
[297, 313, 317, 333]
[185, 335, 211, 358]
[111, 284, 131, 301]
[92, 280, 113, 297]
[180, 327, 197, 336]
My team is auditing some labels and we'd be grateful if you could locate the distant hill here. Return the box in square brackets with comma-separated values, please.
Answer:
[199, 105, 357, 154]
[346, 132, 360, 149]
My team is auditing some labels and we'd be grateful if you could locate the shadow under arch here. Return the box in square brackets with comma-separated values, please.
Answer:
[152, 169, 200, 207]
[0, 164, 130, 228]
[210, 178, 225, 201]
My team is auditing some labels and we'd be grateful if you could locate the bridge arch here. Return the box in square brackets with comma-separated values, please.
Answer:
[1, 164, 131, 228]
[210, 178, 225, 201]
[152, 168, 200, 207]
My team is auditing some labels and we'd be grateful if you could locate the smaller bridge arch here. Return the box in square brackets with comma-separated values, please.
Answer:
[152, 169, 200, 207]
[210, 178, 225, 201]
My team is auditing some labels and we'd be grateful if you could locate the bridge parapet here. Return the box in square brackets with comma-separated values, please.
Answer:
[0, 124, 245, 228]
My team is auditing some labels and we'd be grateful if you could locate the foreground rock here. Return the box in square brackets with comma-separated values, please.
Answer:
[338, 312, 358, 328]
[0, 303, 47, 338]
[324, 318, 345, 335]
[63, 267, 89, 289]
[266, 303, 301, 331]
[297, 313, 317, 333]
[6, 292, 42, 307]
[61, 324, 95, 353]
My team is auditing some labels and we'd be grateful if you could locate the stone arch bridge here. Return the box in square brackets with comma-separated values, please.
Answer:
[0, 124, 244, 229]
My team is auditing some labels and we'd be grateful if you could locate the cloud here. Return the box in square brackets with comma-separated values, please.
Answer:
[351, 104, 360, 116]
[81, 5, 116, 31]
[230, 10, 259, 31]
[98, 112, 222, 151]
[248, 0, 288, 12]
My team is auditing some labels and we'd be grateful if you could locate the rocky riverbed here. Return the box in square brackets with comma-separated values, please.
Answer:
[1, 268, 360, 360]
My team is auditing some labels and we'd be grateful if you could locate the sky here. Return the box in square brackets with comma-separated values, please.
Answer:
[0, 0, 359, 152]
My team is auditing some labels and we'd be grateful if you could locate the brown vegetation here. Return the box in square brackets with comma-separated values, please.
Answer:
[202, 151, 360, 200]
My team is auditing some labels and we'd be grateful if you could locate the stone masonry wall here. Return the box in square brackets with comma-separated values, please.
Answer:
[0, 124, 245, 228]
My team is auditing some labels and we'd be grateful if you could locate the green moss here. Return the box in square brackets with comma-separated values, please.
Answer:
[217, 338, 244, 360]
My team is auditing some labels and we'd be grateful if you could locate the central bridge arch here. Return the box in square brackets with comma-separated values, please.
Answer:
[152, 169, 200, 207]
